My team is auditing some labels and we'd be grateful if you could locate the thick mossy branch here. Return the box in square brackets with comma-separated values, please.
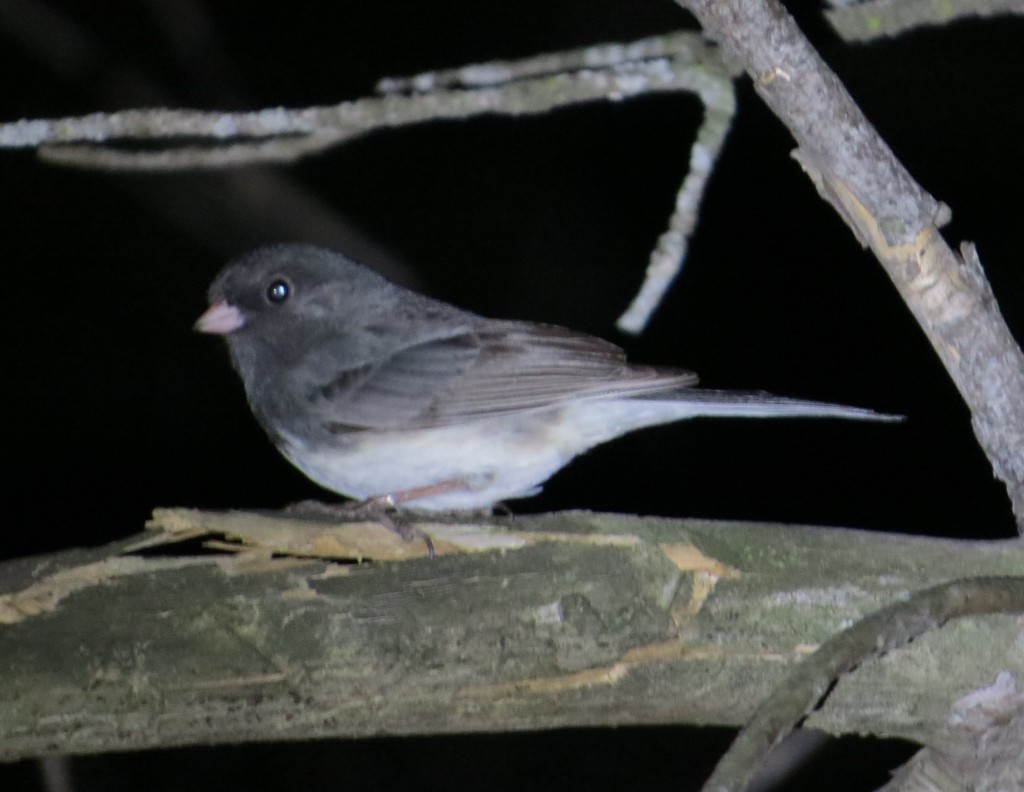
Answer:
[1, 510, 1023, 761]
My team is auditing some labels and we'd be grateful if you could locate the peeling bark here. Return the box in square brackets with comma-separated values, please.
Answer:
[2, 510, 1022, 761]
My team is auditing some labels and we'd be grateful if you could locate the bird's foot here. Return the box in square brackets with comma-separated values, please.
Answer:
[286, 480, 473, 558]
[342, 496, 439, 557]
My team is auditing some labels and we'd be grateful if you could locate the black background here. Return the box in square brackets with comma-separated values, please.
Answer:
[2, 2, 1021, 790]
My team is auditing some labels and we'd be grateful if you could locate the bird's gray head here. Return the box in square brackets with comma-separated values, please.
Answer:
[202, 244, 398, 334]
[195, 244, 410, 384]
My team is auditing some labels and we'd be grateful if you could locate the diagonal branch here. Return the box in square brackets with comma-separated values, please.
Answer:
[677, 0, 1024, 531]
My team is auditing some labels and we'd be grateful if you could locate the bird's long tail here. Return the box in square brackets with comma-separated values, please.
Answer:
[647, 389, 901, 422]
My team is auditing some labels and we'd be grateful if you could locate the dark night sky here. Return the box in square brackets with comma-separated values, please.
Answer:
[1, 2, 1022, 790]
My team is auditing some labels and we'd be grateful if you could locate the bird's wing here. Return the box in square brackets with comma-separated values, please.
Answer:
[307, 320, 697, 432]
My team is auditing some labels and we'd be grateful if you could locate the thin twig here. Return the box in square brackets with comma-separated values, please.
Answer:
[617, 78, 734, 333]
[0, 30, 742, 332]
[0, 32, 738, 160]
[825, 0, 1024, 43]
[701, 576, 1024, 792]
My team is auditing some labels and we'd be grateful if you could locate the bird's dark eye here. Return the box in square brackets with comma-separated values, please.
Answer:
[266, 278, 291, 304]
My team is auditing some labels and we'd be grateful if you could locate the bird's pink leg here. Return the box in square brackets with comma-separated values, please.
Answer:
[288, 480, 474, 558]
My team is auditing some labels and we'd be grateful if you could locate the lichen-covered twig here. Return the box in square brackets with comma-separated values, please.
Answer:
[0, 31, 738, 166]
[701, 576, 1024, 792]
[617, 78, 734, 333]
[0, 31, 740, 333]
[825, 0, 1024, 43]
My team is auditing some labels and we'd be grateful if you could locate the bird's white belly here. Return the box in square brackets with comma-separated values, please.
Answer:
[277, 411, 576, 510]
[276, 398, 702, 510]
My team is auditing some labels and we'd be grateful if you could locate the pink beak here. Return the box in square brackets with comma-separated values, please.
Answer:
[194, 301, 245, 335]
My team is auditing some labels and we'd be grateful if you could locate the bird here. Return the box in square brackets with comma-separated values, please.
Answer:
[196, 243, 896, 513]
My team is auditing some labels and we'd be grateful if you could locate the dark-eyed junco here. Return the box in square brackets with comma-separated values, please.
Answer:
[196, 244, 895, 511]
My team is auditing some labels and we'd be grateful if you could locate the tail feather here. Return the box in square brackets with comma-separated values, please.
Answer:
[643, 389, 902, 422]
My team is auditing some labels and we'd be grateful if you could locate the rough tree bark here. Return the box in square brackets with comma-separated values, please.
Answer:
[1, 510, 1022, 762]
